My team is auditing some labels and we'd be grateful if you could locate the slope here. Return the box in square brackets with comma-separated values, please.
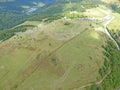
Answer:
[0, 18, 106, 90]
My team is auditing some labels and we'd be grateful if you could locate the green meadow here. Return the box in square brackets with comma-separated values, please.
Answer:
[0, 19, 106, 90]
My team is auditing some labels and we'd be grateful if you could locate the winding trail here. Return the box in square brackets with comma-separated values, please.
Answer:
[104, 17, 120, 50]
[76, 69, 111, 90]
[101, 10, 120, 50]
[81, 9, 120, 50]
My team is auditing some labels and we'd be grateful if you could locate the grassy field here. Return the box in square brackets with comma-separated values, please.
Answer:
[13, 21, 41, 28]
[0, 18, 106, 90]
[83, 6, 106, 18]
[108, 13, 120, 32]
[62, 5, 106, 19]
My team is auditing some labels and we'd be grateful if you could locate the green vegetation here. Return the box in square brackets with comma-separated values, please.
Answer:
[108, 13, 120, 47]
[90, 84, 99, 90]
[28, 14, 62, 23]
[108, 28, 120, 47]
[111, 4, 120, 14]
[0, 25, 36, 41]
[100, 40, 120, 90]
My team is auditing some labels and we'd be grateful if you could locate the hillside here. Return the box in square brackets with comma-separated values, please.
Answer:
[0, 0, 120, 90]
[0, 17, 106, 90]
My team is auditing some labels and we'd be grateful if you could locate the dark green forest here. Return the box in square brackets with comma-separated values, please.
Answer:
[0, 12, 26, 30]
[111, 4, 120, 14]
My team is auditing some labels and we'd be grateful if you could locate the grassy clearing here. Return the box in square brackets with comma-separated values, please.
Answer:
[83, 6, 106, 18]
[21, 21, 41, 26]
[107, 13, 120, 46]
[0, 19, 105, 90]
[108, 13, 120, 32]
[14, 21, 41, 28]
[62, 5, 106, 20]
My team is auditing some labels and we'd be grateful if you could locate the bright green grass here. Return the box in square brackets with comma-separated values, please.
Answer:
[83, 7, 106, 18]
[108, 13, 120, 32]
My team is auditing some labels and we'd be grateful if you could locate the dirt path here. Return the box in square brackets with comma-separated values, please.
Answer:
[101, 10, 120, 50]
[104, 17, 120, 50]
[76, 69, 111, 90]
